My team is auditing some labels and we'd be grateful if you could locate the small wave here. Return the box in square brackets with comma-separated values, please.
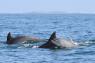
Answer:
[78, 40, 95, 46]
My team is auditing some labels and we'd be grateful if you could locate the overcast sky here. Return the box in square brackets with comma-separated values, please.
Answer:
[0, 0, 95, 13]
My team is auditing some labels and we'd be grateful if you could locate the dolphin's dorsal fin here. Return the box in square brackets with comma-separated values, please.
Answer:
[7, 32, 13, 42]
[48, 31, 56, 42]
[39, 32, 57, 48]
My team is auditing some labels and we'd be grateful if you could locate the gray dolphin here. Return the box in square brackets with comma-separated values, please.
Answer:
[39, 32, 78, 48]
[6, 32, 47, 44]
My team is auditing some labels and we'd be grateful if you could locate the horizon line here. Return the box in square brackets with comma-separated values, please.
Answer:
[0, 12, 95, 14]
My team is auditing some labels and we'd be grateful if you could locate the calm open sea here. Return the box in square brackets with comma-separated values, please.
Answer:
[0, 13, 95, 63]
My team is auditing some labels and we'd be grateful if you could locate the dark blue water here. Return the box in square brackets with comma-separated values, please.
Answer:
[0, 14, 95, 63]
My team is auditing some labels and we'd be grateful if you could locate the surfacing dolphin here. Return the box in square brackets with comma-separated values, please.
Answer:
[6, 32, 47, 44]
[39, 32, 79, 48]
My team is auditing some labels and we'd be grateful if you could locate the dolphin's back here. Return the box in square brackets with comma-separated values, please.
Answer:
[13, 36, 47, 43]
[54, 38, 78, 48]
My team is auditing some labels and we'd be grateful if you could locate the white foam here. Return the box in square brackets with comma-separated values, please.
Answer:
[32, 46, 39, 48]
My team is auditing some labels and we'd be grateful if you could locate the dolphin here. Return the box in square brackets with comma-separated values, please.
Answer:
[6, 32, 47, 44]
[39, 32, 78, 48]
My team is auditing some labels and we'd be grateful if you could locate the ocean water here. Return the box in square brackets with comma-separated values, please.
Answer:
[0, 13, 95, 63]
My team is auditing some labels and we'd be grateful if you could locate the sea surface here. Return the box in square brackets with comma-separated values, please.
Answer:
[0, 13, 95, 63]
